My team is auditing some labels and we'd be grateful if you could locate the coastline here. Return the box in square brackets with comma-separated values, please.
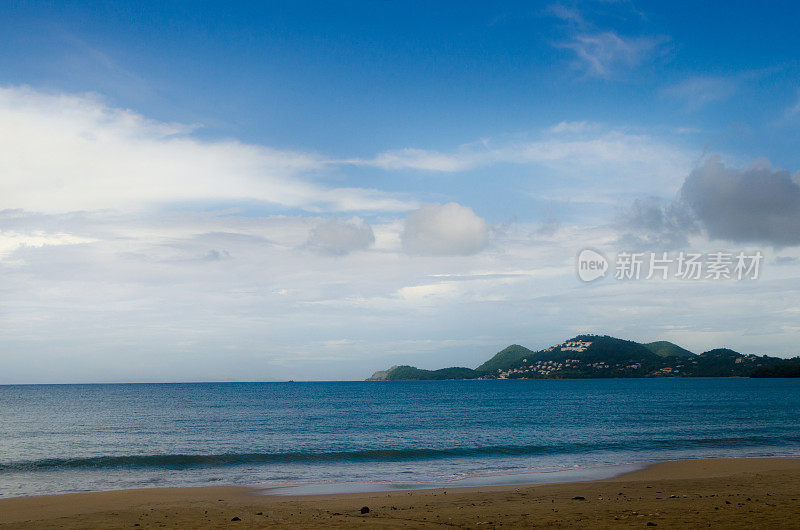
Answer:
[2, 457, 799, 528]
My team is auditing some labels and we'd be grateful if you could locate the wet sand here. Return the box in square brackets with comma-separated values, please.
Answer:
[1, 458, 799, 528]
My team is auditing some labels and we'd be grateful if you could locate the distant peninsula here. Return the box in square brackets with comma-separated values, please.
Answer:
[367, 335, 800, 380]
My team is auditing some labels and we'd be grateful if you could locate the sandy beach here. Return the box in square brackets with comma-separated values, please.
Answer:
[1, 458, 798, 528]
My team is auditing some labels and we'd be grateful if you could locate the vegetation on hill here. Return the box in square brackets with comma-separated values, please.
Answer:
[644, 341, 695, 358]
[750, 359, 800, 378]
[366, 335, 800, 381]
[567, 335, 660, 363]
[474, 344, 535, 373]
[372, 365, 478, 381]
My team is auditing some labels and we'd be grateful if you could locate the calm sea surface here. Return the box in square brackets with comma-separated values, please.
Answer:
[1, 379, 799, 497]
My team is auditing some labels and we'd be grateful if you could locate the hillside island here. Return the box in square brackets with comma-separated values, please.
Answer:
[367, 335, 800, 380]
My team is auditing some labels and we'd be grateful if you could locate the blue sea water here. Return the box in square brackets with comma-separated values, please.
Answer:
[1, 378, 799, 498]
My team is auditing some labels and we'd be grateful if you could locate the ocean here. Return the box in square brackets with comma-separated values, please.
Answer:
[1, 378, 799, 498]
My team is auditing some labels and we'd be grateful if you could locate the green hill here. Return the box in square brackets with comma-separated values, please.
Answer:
[644, 341, 695, 358]
[684, 348, 765, 377]
[488, 335, 666, 379]
[556, 335, 661, 363]
[369, 365, 478, 381]
[475, 344, 536, 373]
[366, 336, 798, 380]
[751, 359, 800, 378]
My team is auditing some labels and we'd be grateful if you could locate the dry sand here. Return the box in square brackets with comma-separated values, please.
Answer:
[1, 458, 799, 528]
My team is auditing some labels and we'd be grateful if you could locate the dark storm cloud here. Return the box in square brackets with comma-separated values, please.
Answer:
[619, 157, 800, 249]
[680, 156, 800, 247]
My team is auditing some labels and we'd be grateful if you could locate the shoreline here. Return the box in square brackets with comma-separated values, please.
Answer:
[2, 457, 799, 527]
[260, 461, 649, 497]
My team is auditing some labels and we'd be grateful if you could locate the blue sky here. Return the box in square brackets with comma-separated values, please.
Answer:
[4, 2, 799, 163]
[1, 1, 800, 382]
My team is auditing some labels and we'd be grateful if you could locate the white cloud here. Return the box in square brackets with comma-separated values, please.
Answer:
[306, 217, 375, 255]
[354, 147, 484, 172]
[2, 209, 800, 383]
[0, 230, 96, 260]
[787, 92, 800, 117]
[351, 129, 695, 199]
[4, 86, 800, 382]
[397, 282, 461, 301]
[549, 121, 600, 134]
[0, 86, 691, 219]
[662, 76, 736, 110]
[559, 32, 668, 79]
[356, 130, 689, 172]
[546, 4, 585, 25]
[402, 203, 489, 256]
[0, 86, 413, 213]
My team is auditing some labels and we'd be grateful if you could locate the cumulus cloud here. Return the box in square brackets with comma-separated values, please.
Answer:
[0, 86, 412, 213]
[306, 217, 375, 255]
[559, 32, 669, 79]
[401, 203, 489, 256]
[680, 156, 800, 247]
[618, 157, 800, 248]
[3, 205, 800, 383]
